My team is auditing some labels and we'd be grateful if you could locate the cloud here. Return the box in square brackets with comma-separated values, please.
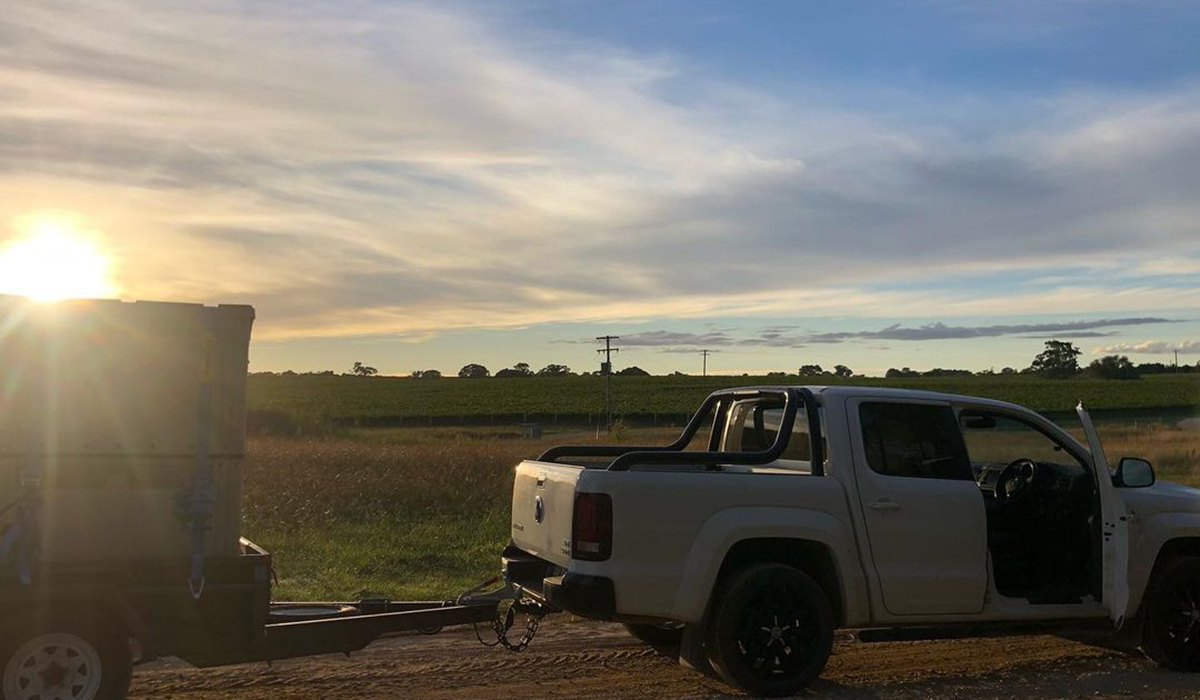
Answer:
[0, 0, 1198, 342]
[1094, 340, 1200, 355]
[576, 317, 1179, 351]
[803, 318, 1177, 343]
[618, 330, 737, 347]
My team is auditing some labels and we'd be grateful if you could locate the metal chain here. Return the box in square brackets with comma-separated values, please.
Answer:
[475, 599, 545, 652]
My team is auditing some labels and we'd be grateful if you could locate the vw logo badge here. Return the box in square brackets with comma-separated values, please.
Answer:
[534, 496, 545, 524]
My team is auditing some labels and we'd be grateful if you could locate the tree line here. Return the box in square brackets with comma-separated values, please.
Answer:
[249, 340, 1197, 379]
[450, 362, 650, 378]
[885, 340, 1198, 380]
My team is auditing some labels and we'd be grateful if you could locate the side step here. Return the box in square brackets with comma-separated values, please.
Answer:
[854, 618, 1113, 644]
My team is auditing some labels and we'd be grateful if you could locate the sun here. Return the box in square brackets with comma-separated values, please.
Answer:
[0, 215, 117, 302]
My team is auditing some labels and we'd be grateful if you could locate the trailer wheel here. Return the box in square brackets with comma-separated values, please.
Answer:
[705, 563, 833, 697]
[1, 615, 132, 700]
[1143, 556, 1200, 672]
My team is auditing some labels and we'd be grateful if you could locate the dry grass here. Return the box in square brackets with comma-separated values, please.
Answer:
[1093, 423, 1200, 485]
[241, 427, 676, 600]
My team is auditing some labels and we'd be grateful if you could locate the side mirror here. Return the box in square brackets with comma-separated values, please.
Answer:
[1115, 457, 1155, 488]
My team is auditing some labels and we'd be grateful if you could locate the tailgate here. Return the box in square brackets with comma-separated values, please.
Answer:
[511, 460, 581, 568]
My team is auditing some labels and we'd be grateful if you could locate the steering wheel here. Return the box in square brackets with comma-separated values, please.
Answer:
[995, 458, 1038, 501]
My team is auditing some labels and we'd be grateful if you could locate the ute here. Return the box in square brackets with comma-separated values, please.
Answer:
[504, 386, 1200, 696]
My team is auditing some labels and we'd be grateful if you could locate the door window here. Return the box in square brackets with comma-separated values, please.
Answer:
[958, 411, 1085, 469]
[859, 402, 972, 480]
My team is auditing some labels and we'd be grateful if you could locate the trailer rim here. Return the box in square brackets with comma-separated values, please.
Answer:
[3, 631, 104, 700]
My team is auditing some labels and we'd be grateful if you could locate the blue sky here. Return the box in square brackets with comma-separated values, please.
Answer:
[2, 0, 1199, 375]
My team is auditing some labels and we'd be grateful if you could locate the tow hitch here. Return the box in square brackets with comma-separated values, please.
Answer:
[458, 574, 553, 652]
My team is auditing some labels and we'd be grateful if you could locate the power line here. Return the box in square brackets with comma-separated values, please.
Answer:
[596, 335, 619, 432]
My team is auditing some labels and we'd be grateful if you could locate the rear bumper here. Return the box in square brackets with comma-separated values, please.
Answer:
[543, 573, 616, 619]
[502, 545, 616, 620]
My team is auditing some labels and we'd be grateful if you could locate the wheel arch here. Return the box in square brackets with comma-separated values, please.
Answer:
[1125, 514, 1200, 622]
[669, 507, 867, 626]
[0, 586, 151, 658]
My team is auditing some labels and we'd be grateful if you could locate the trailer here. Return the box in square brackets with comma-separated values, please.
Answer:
[0, 297, 536, 700]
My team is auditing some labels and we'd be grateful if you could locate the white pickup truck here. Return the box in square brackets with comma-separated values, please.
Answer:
[502, 386, 1200, 696]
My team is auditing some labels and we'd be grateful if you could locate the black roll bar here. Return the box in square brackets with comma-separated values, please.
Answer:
[537, 387, 825, 475]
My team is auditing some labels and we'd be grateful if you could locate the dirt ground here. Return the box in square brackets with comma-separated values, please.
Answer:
[128, 619, 1200, 700]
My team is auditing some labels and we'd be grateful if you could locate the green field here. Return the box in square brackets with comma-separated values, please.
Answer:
[248, 373, 1200, 430]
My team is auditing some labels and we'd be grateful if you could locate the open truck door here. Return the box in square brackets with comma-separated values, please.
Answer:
[1076, 403, 1130, 627]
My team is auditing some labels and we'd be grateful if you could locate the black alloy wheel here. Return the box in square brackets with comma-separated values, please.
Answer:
[1144, 556, 1200, 671]
[706, 563, 834, 696]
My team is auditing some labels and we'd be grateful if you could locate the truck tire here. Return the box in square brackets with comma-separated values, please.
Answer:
[1, 615, 133, 700]
[1142, 555, 1200, 672]
[622, 622, 684, 650]
[705, 563, 834, 697]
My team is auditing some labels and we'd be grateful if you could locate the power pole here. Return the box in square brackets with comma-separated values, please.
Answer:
[700, 349, 711, 377]
[596, 335, 619, 432]
[1175, 349, 1180, 373]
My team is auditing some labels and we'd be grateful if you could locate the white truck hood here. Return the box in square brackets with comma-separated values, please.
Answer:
[1121, 480, 1200, 517]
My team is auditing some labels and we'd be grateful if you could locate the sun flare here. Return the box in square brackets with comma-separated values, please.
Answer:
[0, 215, 117, 302]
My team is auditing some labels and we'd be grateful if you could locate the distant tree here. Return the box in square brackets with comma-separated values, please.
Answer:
[833, 364, 853, 378]
[458, 363, 490, 379]
[1029, 340, 1082, 379]
[766, 371, 790, 378]
[669, 371, 688, 376]
[885, 367, 920, 378]
[282, 369, 297, 376]
[922, 368, 973, 377]
[537, 364, 572, 377]
[1087, 355, 1139, 380]
[410, 369, 442, 379]
[616, 366, 650, 376]
[496, 362, 535, 378]
[351, 361, 378, 377]
[1000, 367, 1017, 375]
[798, 364, 825, 377]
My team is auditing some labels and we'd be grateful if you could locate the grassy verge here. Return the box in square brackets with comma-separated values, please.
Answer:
[249, 514, 509, 602]
[241, 428, 653, 600]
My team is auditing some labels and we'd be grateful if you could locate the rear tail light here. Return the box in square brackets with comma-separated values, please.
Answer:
[572, 492, 612, 561]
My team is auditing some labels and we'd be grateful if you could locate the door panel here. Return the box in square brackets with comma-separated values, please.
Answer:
[1077, 404, 1128, 623]
[849, 398, 988, 616]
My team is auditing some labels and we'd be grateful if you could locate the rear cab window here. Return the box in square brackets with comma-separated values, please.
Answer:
[719, 398, 817, 473]
[858, 402, 972, 480]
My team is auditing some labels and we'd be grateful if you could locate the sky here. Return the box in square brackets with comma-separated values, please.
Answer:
[2, 0, 1199, 376]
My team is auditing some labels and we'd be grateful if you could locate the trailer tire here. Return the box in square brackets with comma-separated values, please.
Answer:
[1, 614, 133, 700]
[705, 563, 833, 697]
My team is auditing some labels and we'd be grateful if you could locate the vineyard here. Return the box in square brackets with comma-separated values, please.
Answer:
[247, 372, 1200, 430]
